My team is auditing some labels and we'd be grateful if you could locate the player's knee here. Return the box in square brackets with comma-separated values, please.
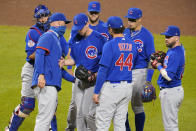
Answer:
[18, 97, 35, 117]
[132, 106, 144, 114]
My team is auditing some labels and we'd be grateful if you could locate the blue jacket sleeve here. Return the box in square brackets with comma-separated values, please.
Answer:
[67, 66, 73, 69]
[145, 33, 155, 62]
[94, 65, 109, 94]
[146, 69, 154, 82]
[35, 48, 45, 74]
[62, 68, 75, 82]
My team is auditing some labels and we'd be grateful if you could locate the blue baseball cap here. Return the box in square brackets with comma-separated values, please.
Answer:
[104, 16, 123, 28]
[49, 13, 71, 24]
[88, 1, 101, 12]
[161, 25, 180, 36]
[125, 8, 142, 19]
[72, 13, 88, 31]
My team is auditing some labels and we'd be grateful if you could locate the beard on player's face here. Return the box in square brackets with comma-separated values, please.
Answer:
[128, 23, 137, 31]
[89, 16, 99, 24]
[166, 39, 176, 48]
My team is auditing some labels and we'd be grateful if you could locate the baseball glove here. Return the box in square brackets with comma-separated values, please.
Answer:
[150, 51, 166, 69]
[75, 65, 95, 83]
[141, 82, 156, 102]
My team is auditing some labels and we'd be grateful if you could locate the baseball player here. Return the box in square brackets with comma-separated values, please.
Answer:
[93, 16, 138, 130]
[155, 25, 185, 131]
[87, 1, 111, 40]
[59, 13, 106, 131]
[31, 12, 72, 131]
[65, 2, 111, 131]
[124, 8, 155, 131]
[4, 5, 58, 131]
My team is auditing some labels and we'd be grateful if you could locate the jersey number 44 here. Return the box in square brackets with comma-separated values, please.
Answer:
[115, 53, 133, 71]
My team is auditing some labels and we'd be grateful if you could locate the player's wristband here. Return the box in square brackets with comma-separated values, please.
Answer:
[157, 65, 163, 71]
[67, 66, 73, 69]
[146, 69, 154, 82]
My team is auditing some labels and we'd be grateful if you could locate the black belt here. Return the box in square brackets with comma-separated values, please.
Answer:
[160, 86, 181, 90]
[28, 60, 34, 66]
[107, 80, 132, 83]
[160, 87, 166, 90]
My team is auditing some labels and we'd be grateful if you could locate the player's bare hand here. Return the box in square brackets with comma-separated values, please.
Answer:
[93, 94, 99, 104]
[38, 74, 46, 88]
[145, 81, 151, 86]
[58, 57, 65, 68]
[156, 63, 162, 68]
[88, 72, 97, 82]
[67, 69, 74, 76]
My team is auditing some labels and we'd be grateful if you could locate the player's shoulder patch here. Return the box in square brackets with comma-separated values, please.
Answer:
[27, 40, 35, 47]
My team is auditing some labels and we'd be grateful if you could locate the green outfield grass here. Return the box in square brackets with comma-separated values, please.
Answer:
[0, 25, 196, 131]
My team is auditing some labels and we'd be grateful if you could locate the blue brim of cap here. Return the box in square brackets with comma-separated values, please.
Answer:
[72, 24, 85, 31]
[124, 15, 136, 19]
[88, 9, 100, 12]
[49, 20, 72, 24]
[65, 20, 72, 24]
[160, 32, 172, 36]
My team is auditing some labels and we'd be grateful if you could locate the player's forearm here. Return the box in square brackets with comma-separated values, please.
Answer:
[157, 65, 172, 81]
[29, 52, 35, 60]
[35, 49, 45, 74]
[62, 68, 75, 83]
[94, 65, 108, 94]
[64, 58, 75, 66]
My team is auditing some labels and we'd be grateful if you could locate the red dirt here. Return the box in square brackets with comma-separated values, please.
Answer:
[0, 0, 196, 36]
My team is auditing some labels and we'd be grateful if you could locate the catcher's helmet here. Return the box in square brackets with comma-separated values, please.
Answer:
[34, 4, 51, 19]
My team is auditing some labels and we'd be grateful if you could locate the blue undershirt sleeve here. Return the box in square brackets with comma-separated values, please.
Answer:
[146, 69, 154, 82]
[62, 68, 75, 83]
[35, 48, 45, 75]
[94, 65, 109, 94]
[67, 66, 73, 69]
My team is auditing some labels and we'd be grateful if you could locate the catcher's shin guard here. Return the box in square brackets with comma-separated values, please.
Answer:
[8, 112, 25, 131]
[125, 113, 131, 131]
[135, 112, 145, 131]
[50, 114, 57, 131]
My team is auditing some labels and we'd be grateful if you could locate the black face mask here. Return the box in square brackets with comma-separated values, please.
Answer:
[36, 20, 50, 32]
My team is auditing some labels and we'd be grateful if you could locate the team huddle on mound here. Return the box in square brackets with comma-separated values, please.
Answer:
[5, 1, 185, 131]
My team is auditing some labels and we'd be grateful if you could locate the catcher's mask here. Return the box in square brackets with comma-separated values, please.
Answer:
[34, 4, 51, 19]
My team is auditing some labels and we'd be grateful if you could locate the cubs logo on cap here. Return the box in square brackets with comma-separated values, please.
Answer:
[92, 4, 97, 8]
[74, 20, 77, 25]
[72, 13, 88, 31]
[125, 7, 142, 19]
[88, 1, 101, 12]
[129, 10, 133, 15]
